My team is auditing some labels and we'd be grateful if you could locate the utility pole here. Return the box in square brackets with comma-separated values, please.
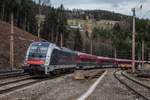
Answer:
[10, 13, 14, 70]
[60, 3, 63, 48]
[60, 33, 63, 47]
[38, 0, 41, 38]
[114, 48, 117, 59]
[131, 8, 136, 73]
[142, 40, 144, 69]
[90, 15, 95, 55]
[36, 0, 46, 39]
[85, 15, 92, 54]
[131, 5, 142, 73]
[90, 38, 93, 55]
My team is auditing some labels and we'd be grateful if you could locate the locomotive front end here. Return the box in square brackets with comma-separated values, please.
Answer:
[23, 42, 49, 74]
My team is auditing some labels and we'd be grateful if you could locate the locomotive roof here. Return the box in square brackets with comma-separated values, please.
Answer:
[60, 47, 77, 54]
[31, 41, 57, 46]
[31, 41, 76, 54]
[32, 41, 50, 45]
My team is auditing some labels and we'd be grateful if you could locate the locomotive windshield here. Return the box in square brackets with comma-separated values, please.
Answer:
[28, 42, 49, 59]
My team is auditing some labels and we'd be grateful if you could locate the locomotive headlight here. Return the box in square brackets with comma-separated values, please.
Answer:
[24, 60, 27, 65]
[22, 61, 29, 67]
[45, 61, 49, 65]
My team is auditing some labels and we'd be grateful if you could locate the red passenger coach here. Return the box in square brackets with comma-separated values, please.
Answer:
[78, 52, 97, 62]
[97, 56, 116, 67]
[77, 52, 97, 69]
[97, 56, 115, 63]
[116, 59, 132, 64]
[116, 59, 132, 69]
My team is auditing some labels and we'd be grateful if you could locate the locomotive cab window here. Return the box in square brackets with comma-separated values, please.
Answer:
[28, 43, 49, 59]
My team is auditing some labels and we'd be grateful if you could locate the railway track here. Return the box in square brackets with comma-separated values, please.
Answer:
[113, 70, 150, 100]
[0, 71, 69, 95]
[0, 75, 46, 95]
[0, 69, 28, 79]
[0, 69, 23, 74]
[0, 68, 101, 95]
[0, 75, 34, 86]
[0, 69, 23, 76]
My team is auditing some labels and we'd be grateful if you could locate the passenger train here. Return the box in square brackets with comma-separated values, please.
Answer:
[23, 41, 147, 75]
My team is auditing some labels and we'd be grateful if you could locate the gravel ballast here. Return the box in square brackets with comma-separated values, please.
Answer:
[0, 70, 101, 100]
[1, 68, 148, 100]
[87, 69, 145, 100]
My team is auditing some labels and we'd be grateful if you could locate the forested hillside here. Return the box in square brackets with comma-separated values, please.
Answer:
[0, 21, 39, 68]
[0, 0, 149, 60]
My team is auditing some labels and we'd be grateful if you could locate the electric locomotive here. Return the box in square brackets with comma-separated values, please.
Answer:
[23, 41, 78, 75]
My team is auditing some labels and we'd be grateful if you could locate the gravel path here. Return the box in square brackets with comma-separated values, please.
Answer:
[87, 69, 144, 100]
[37, 72, 98, 100]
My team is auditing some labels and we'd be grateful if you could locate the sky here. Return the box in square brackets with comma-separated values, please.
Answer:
[47, 0, 150, 19]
